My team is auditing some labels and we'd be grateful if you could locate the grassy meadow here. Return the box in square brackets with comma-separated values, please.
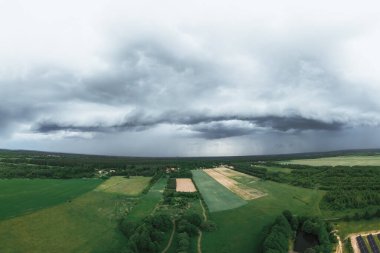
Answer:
[0, 190, 130, 253]
[284, 155, 380, 166]
[254, 165, 293, 173]
[192, 170, 246, 212]
[95, 176, 151, 195]
[0, 178, 102, 220]
[127, 177, 167, 221]
[0, 176, 158, 253]
[335, 218, 380, 239]
[202, 179, 324, 253]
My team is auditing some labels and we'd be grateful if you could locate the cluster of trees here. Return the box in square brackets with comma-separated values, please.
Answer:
[232, 162, 380, 210]
[261, 213, 293, 253]
[324, 189, 380, 209]
[300, 217, 335, 253]
[0, 163, 94, 178]
[175, 213, 202, 253]
[118, 212, 211, 253]
[168, 170, 193, 179]
[261, 210, 335, 253]
[176, 232, 191, 252]
[119, 214, 172, 253]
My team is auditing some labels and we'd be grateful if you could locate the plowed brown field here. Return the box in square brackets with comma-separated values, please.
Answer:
[176, 178, 197, 192]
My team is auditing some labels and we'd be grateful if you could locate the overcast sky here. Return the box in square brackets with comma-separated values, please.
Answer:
[1, 0, 380, 156]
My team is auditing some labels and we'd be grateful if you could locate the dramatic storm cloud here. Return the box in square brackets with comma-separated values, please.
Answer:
[1, 0, 380, 156]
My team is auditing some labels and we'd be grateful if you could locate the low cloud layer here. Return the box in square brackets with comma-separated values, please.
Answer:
[1, 0, 380, 156]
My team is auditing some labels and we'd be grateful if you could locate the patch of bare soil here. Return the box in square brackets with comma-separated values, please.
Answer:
[176, 178, 197, 192]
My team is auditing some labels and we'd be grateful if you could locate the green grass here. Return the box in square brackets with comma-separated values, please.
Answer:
[335, 218, 380, 239]
[0, 189, 130, 253]
[127, 177, 167, 221]
[0, 178, 102, 220]
[284, 155, 380, 166]
[95, 176, 151, 196]
[254, 165, 292, 173]
[375, 235, 380, 250]
[202, 179, 324, 253]
[192, 170, 246, 212]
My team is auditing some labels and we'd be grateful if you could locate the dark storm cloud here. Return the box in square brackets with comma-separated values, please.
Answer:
[34, 112, 344, 139]
[253, 116, 343, 131]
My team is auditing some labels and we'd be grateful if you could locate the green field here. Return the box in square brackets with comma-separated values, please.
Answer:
[0, 178, 102, 220]
[95, 176, 151, 195]
[335, 218, 380, 239]
[192, 170, 246, 212]
[127, 177, 167, 221]
[284, 155, 380, 166]
[253, 165, 293, 173]
[202, 179, 324, 253]
[0, 187, 130, 253]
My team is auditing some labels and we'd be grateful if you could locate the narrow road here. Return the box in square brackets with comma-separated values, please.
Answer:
[162, 220, 175, 253]
[200, 199, 207, 221]
[334, 231, 342, 253]
[197, 230, 203, 253]
[197, 199, 208, 253]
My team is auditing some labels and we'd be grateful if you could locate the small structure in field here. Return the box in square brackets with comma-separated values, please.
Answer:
[176, 178, 197, 192]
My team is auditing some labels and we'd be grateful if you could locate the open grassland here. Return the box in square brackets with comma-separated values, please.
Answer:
[0, 178, 102, 220]
[0, 189, 129, 253]
[254, 164, 293, 173]
[192, 170, 246, 212]
[202, 179, 324, 253]
[176, 178, 197, 192]
[127, 177, 167, 221]
[284, 155, 380, 166]
[335, 218, 380, 239]
[204, 168, 265, 200]
[95, 176, 151, 195]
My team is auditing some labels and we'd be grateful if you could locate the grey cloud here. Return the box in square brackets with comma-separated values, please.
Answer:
[34, 112, 344, 139]
[253, 116, 343, 131]
[77, 38, 224, 108]
[2, 1, 380, 156]
[0, 107, 38, 135]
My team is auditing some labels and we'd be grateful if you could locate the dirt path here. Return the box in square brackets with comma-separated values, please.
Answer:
[333, 231, 342, 253]
[200, 199, 207, 222]
[197, 199, 207, 253]
[162, 220, 175, 253]
[197, 230, 203, 253]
